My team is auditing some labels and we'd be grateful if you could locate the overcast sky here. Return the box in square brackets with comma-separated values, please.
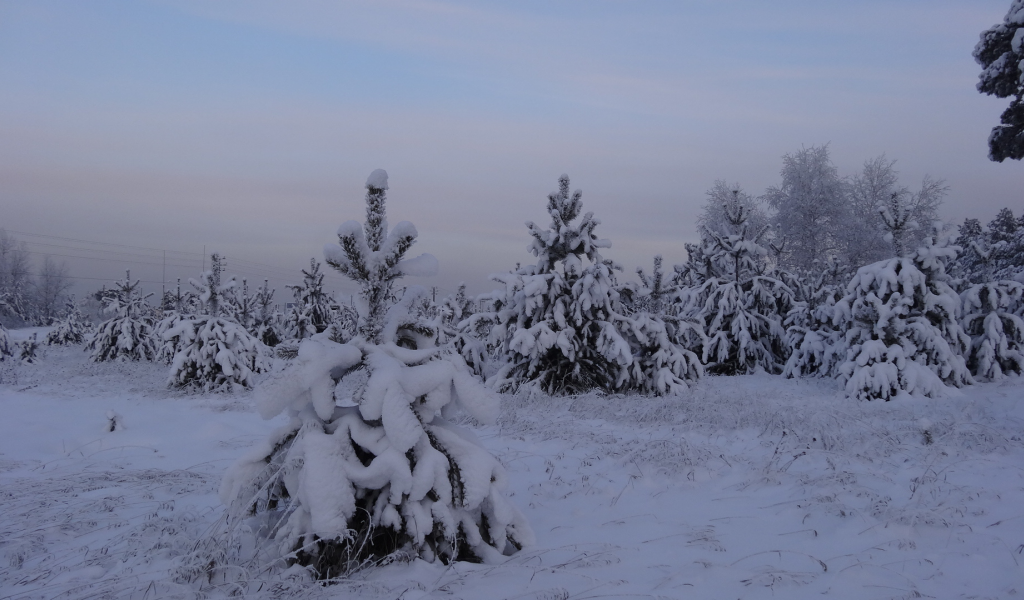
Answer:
[1, 0, 1021, 300]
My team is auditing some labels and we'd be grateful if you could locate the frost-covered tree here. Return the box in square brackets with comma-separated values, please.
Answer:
[961, 280, 1024, 379]
[324, 170, 438, 343]
[487, 175, 637, 394]
[0, 323, 11, 361]
[46, 298, 90, 346]
[0, 230, 33, 325]
[782, 260, 848, 378]
[220, 169, 530, 579]
[286, 260, 334, 338]
[833, 232, 972, 400]
[877, 176, 948, 258]
[680, 190, 792, 375]
[18, 333, 40, 364]
[154, 279, 196, 363]
[764, 145, 848, 272]
[618, 256, 704, 394]
[974, 0, 1024, 161]
[226, 279, 258, 331]
[166, 255, 270, 391]
[86, 272, 157, 362]
[252, 279, 284, 347]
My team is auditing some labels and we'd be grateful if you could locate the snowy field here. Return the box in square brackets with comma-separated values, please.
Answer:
[2, 332, 1024, 599]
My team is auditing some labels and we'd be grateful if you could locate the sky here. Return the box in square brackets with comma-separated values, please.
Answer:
[1, 0, 1021, 300]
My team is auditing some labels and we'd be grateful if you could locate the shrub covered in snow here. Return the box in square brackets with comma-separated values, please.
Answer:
[0, 324, 10, 360]
[960, 280, 1024, 379]
[222, 169, 529, 577]
[833, 236, 972, 400]
[18, 333, 40, 364]
[86, 273, 157, 362]
[45, 299, 90, 346]
[166, 255, 270, 391]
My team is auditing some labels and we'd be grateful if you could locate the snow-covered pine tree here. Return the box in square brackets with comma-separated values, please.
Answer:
[226, 278, 258, 331]
[0, 323, 10, 361]
[252, 279, 284, 347]
[782, 260, 848, 378]
[960, 280, 1024, 379]
[220, 169, 529, 578]
[18, 333, 40, 364]
[166, 255, 270, 391]
[86, 272, 157, 362]
[833, 231, 972, 400]
[286, 259, 335, 338]
[45, 297, 90, 346]
[974, 0, 1024, 162]
[680, 190, 792, 375]
[616, 256, 704, 395]
[154, 279, 196, 364]
[487, 175, 637, 394]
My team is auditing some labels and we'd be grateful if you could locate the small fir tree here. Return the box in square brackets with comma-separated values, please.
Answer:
[45, 297, 91, 346]
[960, 280, 1024, 379]
[220, 169, 529, 578]
[18, 333, 40, 364]
[166, 255, 270, 391]
[833, 231, 972, 400]
[782, 260, 848, 378]
[0, 324, 10, 360]
[679, 190, 792, 375]
[86, 272, 157, 362]
[286, 259, 335, 338]
[487, 175, 635, 394]
[253, 279, 284, 347]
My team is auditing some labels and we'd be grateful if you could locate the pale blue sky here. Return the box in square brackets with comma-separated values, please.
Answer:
[1, 1, 1020, 298]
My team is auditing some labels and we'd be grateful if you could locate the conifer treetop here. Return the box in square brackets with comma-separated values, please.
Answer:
[526, 174, 610, 273]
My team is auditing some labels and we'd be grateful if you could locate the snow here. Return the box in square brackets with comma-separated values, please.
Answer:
[3, 338, 1024, 598]
[366, 168, 389, 190]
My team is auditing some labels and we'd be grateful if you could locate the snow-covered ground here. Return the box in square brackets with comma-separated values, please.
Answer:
[2, 335, 1024, 599]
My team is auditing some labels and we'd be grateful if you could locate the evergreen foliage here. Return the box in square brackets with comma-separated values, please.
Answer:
[221, 170, 528, 578]
[324, 169, 438, 343]
[488, 175, 636, 394]
[287, 260, 335, 337]
[974, 0, 1024, 161]
[86, 272, 157, 362]
[0, 324, 10, 361]
[833, 234, 972, 400]
[782, 260, 848, 378]
[45, 298, 90, 346]
[960, 280, 1024, 379]
[681, 189, 792, 375]
[166, 255, 270, 391]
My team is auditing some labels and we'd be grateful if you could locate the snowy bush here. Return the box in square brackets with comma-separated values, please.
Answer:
[833, 236, 972, 400]
[167, 255, 270, 391]
[0, 323, 12, 361]
[960, 280, 1024, 379]
[18, 333, 40, 364]
[221, 169, 529, 578]
[45, 299, 90, 346]
[86, 273, 157, 362]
